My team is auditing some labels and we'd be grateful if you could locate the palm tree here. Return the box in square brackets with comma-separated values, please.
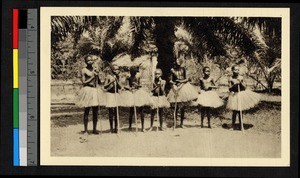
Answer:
[241, 17, 281, 92]
[51, 16, 268, 83]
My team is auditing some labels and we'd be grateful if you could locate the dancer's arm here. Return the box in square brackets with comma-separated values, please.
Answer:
[123, 77, 131, 91]
[161, 80, 166, 95]
[116, 79, 122, 90]
[228, 78, 235, 92]
[134, 77, 142, 88]
[151, 83, 159, 92]
[81, 68, 95, 85]
[93, 69, 102, 85]
[238, 76, 246, 88]
[169, 68, 176, 85]
[209, 78, 218, 89]
[200, 78, 205, 90]
[103, 75, 113, 90]
[176, 68, 188, 83]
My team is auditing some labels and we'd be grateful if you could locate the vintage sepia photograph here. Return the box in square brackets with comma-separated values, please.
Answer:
[40, 7, 290, 166]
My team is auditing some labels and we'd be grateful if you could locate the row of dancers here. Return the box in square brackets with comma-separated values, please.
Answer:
[75, 55, 261, 134]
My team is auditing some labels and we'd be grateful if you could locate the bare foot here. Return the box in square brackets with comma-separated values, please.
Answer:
[92, 130, 100, 135]
[159, 127, 165, 131]
[179, 125, 186, 129]
[81, 130, 87, 134]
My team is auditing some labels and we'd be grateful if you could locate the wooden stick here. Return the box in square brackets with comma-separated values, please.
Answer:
[133, 90, 138, 133]
[114, 80, 120, 134]
[173, 90, 178, 131]
[237, 84, 245, 133]
[156, 94, 160, 132]
[99, 106, 102, 134]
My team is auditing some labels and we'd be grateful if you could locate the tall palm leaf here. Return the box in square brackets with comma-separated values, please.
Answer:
[182, 17, 263, 61]
[241, 17, 281, 38]
[129, 17, 155, 59]
[241, 17, 281, 92]
[51, 16, 124, 60]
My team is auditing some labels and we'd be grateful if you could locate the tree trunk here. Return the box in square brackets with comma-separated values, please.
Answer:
[267, 77, 274, 93]
[268, 82, 273, 93]
[153, 17, 176, 84]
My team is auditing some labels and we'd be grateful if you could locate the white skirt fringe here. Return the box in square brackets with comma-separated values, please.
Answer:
[226, 90, 261, 111]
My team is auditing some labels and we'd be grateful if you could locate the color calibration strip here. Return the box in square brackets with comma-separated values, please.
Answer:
[13, 8, 20, 166]
[13, 8, 38, 166]
[19, 9, 28, 166]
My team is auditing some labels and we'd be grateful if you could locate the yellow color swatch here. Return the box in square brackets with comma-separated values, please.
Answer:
[13, 49, 19, 88]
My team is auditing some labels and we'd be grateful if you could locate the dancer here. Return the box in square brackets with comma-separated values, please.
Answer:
[167, 52, 198, 128]
[104, 65, 122, 133]
[196, 66, 223, 128]
[227, 65, 261, 130]
[149, 68, 170, 131]
[75, 55, 103, 134]
[124, 66, 152, 132]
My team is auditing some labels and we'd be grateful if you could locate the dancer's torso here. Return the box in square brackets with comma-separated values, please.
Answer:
[107, 74, 119, 93]
[230, 76, 245, 92]
[171, 67, 186, 86]
[200, 77, 213, 91]
[128, 76, 139, 89]
[152, 79, 165, 96]
[83, 68, 97, 88]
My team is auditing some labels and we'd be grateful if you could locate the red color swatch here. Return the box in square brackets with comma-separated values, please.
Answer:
[13, 9, 19, 49]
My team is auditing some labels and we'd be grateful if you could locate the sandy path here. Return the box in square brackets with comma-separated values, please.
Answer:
[51, 119, 280, 158]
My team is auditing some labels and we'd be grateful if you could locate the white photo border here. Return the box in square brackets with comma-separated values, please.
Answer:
[40, 7, 290, 166]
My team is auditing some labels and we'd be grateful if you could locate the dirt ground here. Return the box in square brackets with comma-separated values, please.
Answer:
[51, 94, 281, 158]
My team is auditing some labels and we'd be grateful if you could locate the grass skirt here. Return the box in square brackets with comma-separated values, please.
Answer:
[97, 88, 106, 106]
[226, 90, 261, 111]
[167, 82, 198, 103]
[151, 95, 170, 109]
[105, 92, 121, 108]
[196, 90, 223, 108]
[119, 90, 134, 107]
[132, 89, 153, 107]
[118, 89, 153, 107]
[75, 86, 99, 108]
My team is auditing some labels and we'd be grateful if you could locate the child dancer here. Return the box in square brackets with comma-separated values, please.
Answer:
[75, 55, 103, 134]
[104, 65, 122, 133]
[167, 52, 199, 128]
[227, 65, 261, 130]
[125, 66, 152, 132]
[149, 68, 170, 131]
[196, 66, 223, 128]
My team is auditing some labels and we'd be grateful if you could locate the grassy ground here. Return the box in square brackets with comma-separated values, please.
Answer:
[51, 93, 281, 158]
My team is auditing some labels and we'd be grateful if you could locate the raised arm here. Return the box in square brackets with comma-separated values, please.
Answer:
[103, 75, 112, 89]
[94, 70, 102, 85]
[210, 78, 218, 89]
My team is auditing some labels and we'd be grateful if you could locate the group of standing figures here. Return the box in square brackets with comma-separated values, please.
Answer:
[75, 54, 261, 134]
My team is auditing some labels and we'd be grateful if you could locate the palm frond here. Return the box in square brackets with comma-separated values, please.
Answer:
[241, 17, 281, 38]
[103, 17, 124, 41]
[182, 17, 227, 61]
[129, 17, 155, 59]
[183, 17, 264, 62]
